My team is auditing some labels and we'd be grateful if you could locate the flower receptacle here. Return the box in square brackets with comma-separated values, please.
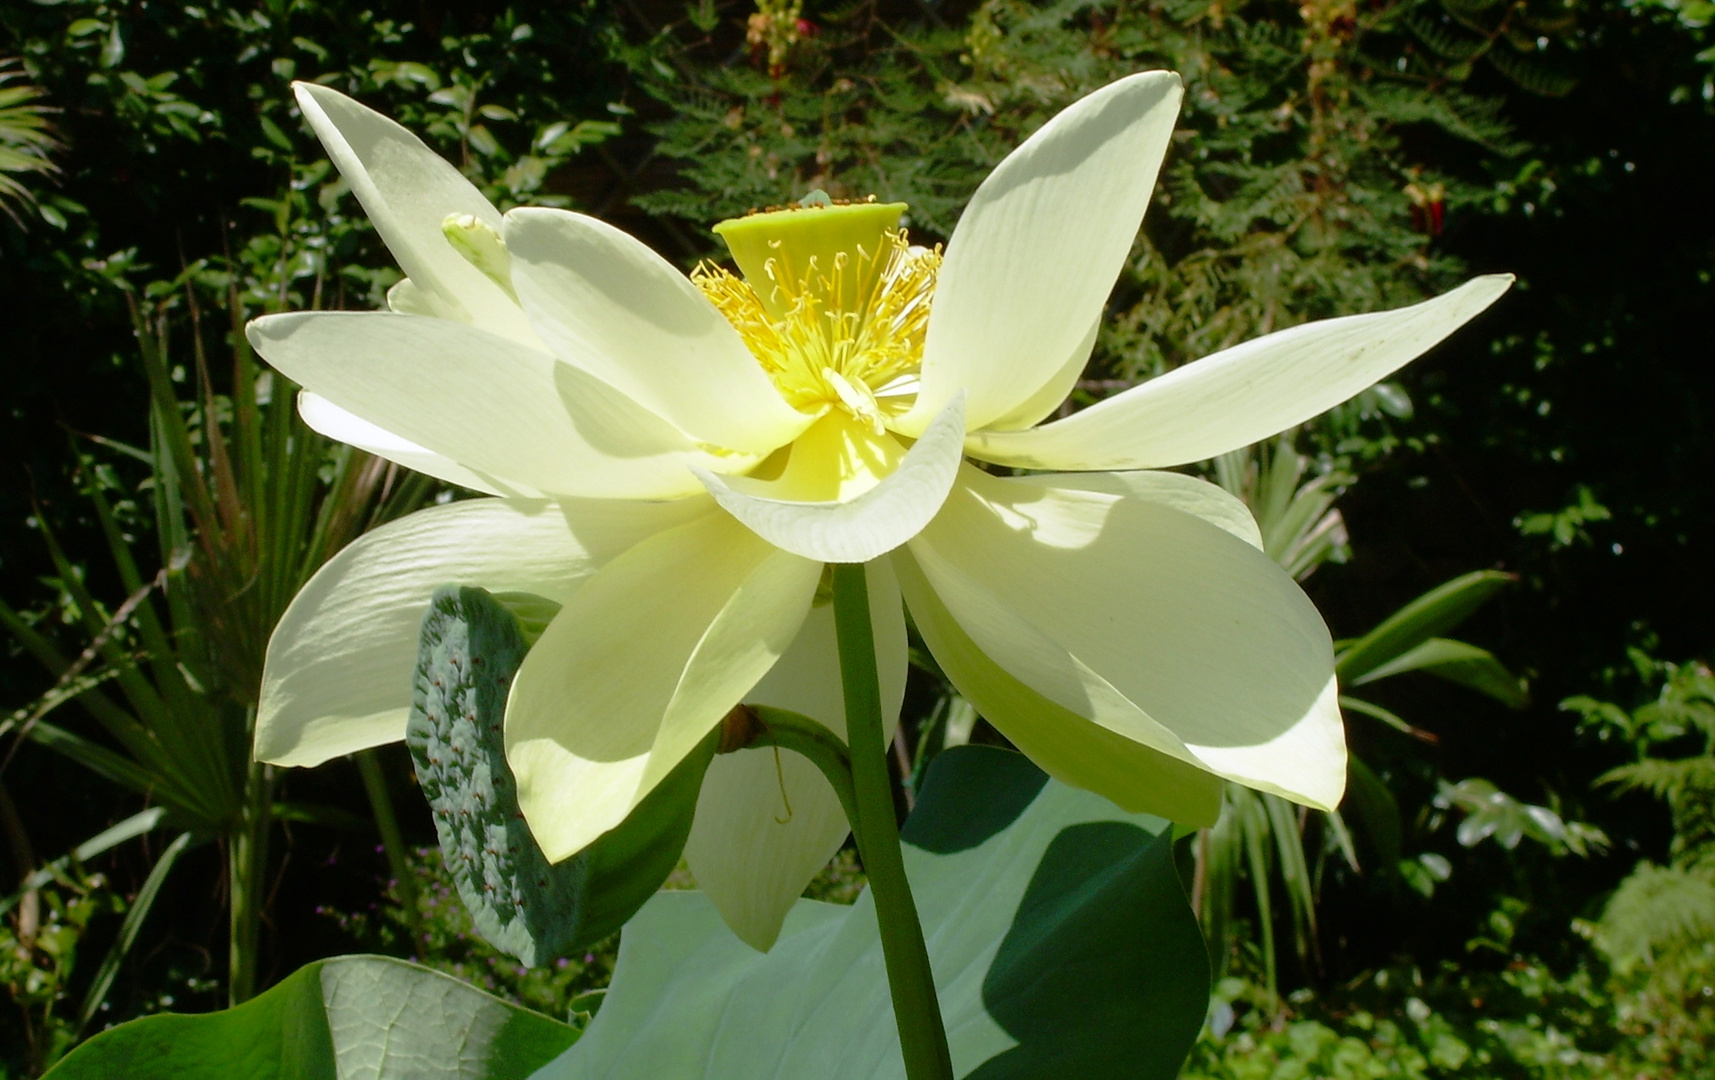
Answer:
[714, 196, 908, 319]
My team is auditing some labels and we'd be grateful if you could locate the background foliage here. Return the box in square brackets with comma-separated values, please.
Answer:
[1, 0, 1711, 1073]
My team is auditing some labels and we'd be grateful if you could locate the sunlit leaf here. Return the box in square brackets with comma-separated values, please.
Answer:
[536, 746, 1209, 1080]
[44, 955, 577, 1079]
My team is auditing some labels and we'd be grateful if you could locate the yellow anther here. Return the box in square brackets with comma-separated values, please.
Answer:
[693, 226, 939, 430]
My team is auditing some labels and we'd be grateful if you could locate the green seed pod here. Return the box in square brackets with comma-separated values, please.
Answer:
[407, 585, 714, 967]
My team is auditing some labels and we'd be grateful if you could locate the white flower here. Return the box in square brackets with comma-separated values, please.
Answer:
[250, 74, 1509, 950]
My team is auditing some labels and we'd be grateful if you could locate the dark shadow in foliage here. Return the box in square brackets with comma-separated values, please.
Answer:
[901, 745, 1048, 854]
[903, 746, 1209, 1080]
[968, 824, 1208, 1079]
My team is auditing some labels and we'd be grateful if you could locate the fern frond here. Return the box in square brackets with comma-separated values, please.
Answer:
[1486, 44, 1578, 96]
[1404, 10, 1493, 59]
[1599, 757, 1715, 800]
[1595, 862, 1715, 969]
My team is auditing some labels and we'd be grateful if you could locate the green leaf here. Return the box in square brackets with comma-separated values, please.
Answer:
[1351, 636, 1529, 709]
[536, 746, 1209, 1079]
[99, 23, 125, 69]
[409, 585, 712, 968]
[257, 115, 294, 152]
[78, 831, 193, 1032]
[44, 955, 577, 1079]
[1342, 758, 1401, 878]
[1335, 570, 1513, 684]
[1594, 862, 1715, 967]
[0, 808, 166, 917]
[23, 720, 174, 802]
[1339, 694, 1426, 739]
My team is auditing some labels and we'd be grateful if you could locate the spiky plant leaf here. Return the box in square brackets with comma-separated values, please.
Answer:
[0, 58, 60, 222]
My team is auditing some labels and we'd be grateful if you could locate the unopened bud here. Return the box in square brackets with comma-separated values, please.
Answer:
[442, 213, 517, 298]
[718, 703, 764, 754]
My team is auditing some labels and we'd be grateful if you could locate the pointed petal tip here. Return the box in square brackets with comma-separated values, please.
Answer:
[1439, 272, 1514, 324]
[725, 904, 787, 951]
[1123, 67, 1184, 93]
[909, 69, 1183, 434]
[292, 80, 337, 115]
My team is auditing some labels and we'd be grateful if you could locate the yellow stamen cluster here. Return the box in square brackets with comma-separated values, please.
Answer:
[694, 229, 940, 434]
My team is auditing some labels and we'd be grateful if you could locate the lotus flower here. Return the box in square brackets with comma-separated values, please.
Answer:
[250, 73, 1509, 950]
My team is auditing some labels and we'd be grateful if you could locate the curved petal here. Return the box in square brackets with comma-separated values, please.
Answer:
[966, 275, 1514, 471]
[1067, 469, 1264, 550]
[685, 558, 907, 951]
[293, 82, 535, 345]
[385, 277, 437, 316]
[505, 511, 822, 863]
[257, 496, 706, 767]
[893, 548, 1221, 825]
[907, 467, 1345, 809]
[694, 393, 967, 563]
[298, 391, 530, 498]
[898, 71, 1182, 436]
[979, 313, 1099, 434]
[250, 311, 746, 500]
[506, 208, 812, 455]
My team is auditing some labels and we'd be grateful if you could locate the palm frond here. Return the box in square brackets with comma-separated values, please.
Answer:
[0, 58, 62, 223]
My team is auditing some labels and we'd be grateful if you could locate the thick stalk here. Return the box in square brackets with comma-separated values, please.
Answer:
[830, 563, 953, 1080]
[228, 753, 272, 1005]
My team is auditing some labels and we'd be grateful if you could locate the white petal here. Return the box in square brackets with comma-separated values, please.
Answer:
[298, 391, 531, 497]
[897, 71, 1182, 436]
[505, 511, 821, 862]
[979, 313, 1100, 433]
[694, 393, 967, 563]
[506, 208, 812, 455]
[967, 275, 1514, 471]
[385, 277, 436, 316]
[256, 496, 706, 767]
[685, 559, 907, 950]
[907, 467, 1345, 809]
[250, 311, 747, 500]
[893, 548, 1222, 825]
[293, 83, 535, 345]
[1060, 468, 1264, 549]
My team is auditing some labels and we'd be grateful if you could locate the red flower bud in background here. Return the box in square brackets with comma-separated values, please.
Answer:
[1405, 180, 1447, 238]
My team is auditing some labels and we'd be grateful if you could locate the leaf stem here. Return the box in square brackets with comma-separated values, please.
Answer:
[830, 562, 953, 1080]
[228, 752, 271, 1005]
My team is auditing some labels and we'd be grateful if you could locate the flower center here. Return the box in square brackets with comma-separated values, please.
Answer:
[696, 196, 939, 436]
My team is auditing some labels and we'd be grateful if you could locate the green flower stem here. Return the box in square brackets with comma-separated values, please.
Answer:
[830, 562, 954, 1080]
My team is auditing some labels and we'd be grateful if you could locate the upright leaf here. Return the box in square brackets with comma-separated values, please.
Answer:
[1336, 570, 1514, 683]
